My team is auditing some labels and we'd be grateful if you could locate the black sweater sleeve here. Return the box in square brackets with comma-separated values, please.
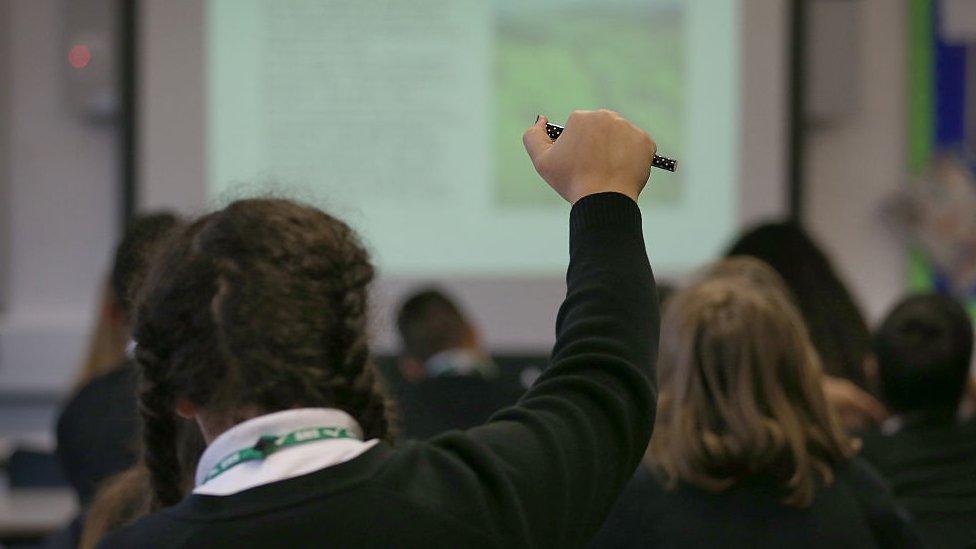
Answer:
[414, 192, 659, 547]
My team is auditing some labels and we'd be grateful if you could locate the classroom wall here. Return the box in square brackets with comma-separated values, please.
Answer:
[806, 0, 907, 323]
[739, 0, 789, 229]
[139, 0, 206, 215]
[0, 0, 10, 312]
[0, 0, 119, 437]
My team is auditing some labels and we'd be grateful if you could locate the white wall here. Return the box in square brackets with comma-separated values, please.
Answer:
[806, 0, 907, 323]
[139, 0, 206, 214]
[0, 0, 118, 412]
[1, 0, 11, 312]
[739, 0, 789, 228]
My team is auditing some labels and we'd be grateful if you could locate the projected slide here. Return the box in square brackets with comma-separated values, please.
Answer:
[208, 0, 738, 276]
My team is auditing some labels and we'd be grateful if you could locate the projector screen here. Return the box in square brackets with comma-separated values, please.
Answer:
[207, 0, 735, 276]
[139, 0, 788, 350]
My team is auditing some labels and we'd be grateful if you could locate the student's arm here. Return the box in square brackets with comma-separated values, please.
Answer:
[406, 111, 659, 545]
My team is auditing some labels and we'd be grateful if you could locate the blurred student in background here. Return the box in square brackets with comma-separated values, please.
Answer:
[860, 294, 976, 548]
[394, 288, 524, 439]
[727, 222, 872, 386]
[71, 213, 182, 389]
[46, 213, 181, 548]
[591, 258, 921, 548]
[57, 212, 182, 506]
[727, 222, 887, 430]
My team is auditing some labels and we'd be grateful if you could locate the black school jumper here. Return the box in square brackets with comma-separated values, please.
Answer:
[860, 417, 976, 548]
[589, 459, 924, 548]
[101, 192, 659, 549]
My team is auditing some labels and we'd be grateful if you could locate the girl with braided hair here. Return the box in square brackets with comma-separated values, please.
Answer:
[101, 111, 660, 548]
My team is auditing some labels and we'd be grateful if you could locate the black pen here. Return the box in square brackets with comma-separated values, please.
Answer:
[545, 122, 678, 173]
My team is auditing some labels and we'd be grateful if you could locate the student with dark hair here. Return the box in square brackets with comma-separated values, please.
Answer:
[45, 213, 181, 549]
[727, 223, 872, 386]
[591, 259, 921, 548]
[726, 222, 886, 429]
[394, 288, 523, 439]
[99, 110, 660, 547]
[396, 288, 488, 380]
[861, 294, 976, 548]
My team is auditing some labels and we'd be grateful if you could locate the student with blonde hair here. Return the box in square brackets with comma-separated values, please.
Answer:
[704, 257, 889, 429]
[592, 259, 921, 548]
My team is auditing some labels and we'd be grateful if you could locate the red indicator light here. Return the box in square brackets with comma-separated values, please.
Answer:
[68, 45, 91, 69]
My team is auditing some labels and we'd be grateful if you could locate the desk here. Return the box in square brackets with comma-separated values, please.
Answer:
[0, 488, 77, 540]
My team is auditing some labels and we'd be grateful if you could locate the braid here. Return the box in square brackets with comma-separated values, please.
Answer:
[136, 349, 184, 510]
[133, 220, 225, 510]
[320, 224, 393, 441]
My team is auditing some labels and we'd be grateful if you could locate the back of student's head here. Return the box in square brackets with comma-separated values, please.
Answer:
[726, 221, 872, 388]
[396, 288, 475, 364]
[700, 256, 794, 298]
[132, 198, 392, 509]
[650, 260, 855, 507]
[110, 212, 182, 319]
[874, 293, 973, 415]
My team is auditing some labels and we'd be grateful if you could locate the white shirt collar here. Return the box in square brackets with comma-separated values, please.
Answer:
[194, 408, 377, 495]
[880, 415, 904, 435]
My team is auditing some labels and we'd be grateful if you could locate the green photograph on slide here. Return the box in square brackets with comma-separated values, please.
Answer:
[493, 2, 684, 207]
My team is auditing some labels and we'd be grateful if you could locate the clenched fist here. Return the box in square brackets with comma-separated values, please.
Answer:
[522, 110, 656, 204]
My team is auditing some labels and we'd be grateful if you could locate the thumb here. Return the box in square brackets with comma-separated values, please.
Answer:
[522, 115, 553, 169]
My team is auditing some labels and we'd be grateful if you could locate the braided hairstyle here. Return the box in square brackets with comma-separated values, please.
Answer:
[132, 198, 393, 509]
